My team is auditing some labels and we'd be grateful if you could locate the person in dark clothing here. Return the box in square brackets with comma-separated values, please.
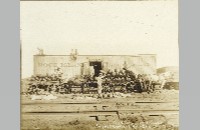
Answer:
[123, 68, 136, 79]
[134, 79, 142, 93]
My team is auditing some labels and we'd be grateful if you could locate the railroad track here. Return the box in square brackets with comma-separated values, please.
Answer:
[21, 91, 179, 128]
[21, 101, 178, 120]
[21, 100, 179, 129]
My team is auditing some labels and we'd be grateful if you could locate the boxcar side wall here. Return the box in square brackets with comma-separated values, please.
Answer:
[34, 55, 156, 79]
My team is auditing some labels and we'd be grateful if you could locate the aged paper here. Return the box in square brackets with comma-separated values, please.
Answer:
[20, 1, 179, 129]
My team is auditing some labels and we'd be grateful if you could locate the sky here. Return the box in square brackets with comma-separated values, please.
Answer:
[20, 0, 178, 78]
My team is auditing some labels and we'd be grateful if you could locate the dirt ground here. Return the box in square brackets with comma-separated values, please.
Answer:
[21, 90, 179, 130]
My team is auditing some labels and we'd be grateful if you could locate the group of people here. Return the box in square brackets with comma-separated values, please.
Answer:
[27, 74, 66, 95]
[82, 68, 161, 97]
[26, 68, 161, 95]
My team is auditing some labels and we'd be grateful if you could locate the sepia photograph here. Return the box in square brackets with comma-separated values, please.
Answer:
[20, 0, 179, 130]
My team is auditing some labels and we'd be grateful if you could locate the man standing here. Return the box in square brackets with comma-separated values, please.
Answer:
[96, 73, 105, 98]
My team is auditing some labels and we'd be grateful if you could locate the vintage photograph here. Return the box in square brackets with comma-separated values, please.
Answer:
[20, 1, 179, 130]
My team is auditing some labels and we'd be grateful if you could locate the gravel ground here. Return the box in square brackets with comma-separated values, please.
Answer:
[21, 90, 179, 130]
